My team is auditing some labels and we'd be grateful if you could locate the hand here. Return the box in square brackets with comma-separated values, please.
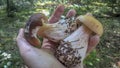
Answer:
[16, 5, 100, 68]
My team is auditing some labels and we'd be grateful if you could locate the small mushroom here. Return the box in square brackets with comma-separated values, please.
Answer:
[24, 13, 75, 47]
[55, 13, 103, 68]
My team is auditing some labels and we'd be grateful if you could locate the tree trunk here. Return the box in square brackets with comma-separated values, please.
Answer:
[6, 0, 10, 17]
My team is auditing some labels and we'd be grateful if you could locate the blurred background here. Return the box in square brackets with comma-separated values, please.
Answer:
[0, 0, 120, 68]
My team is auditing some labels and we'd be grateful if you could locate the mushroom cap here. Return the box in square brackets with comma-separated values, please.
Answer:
[76, 14, 103, 36]
[24, 13, 48, 46]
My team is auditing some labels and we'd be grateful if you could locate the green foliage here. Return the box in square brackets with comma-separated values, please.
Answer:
[84, 50, 101, 68]
[0, 50, 23, 68]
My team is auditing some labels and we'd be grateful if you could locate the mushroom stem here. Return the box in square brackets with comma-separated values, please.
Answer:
[64, 25, 92, 61]
[37, 17, 75, 42]
[55, 25, 92, 68]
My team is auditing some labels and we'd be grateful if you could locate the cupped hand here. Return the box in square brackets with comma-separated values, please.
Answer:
[16, 5, 100, 68]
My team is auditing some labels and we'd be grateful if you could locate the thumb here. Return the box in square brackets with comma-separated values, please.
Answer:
[16, 28, 34, 54]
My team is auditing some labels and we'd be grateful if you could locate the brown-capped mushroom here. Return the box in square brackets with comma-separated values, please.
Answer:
[24, 13, 48, 47]
[55, 13, 103, 68]
[24, 13, 75, 47]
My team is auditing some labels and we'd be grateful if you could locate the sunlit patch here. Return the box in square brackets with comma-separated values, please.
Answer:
[1, 52, 11, 60]
[41, 10, 50, 16]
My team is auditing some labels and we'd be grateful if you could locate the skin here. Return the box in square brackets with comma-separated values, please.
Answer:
[16, 5, 100, 68]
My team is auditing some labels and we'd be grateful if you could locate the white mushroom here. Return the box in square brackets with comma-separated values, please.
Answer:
[55, 13, 103, 68]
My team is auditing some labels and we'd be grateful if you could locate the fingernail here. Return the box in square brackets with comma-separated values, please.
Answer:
[19, 28, 24, 31]
[18, 28, 24, 37]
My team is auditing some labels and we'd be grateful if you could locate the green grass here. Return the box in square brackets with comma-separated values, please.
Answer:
[0, 5, 120, 68]
[0, 10, 26, 68]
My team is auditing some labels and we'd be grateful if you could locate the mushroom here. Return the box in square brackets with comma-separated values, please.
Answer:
[24, 12, 103, 68]
[55, 13, 103, 68]
[24, 13, 76, 47]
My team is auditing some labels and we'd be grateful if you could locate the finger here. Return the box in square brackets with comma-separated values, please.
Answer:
[66, 9, 76, 18]
[49, 5, 65, 23]
[86, 35, 100, 54]
[16, 28, 28, 46]
[42, 38, 58, 52]
[42, 5, 64, 50]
